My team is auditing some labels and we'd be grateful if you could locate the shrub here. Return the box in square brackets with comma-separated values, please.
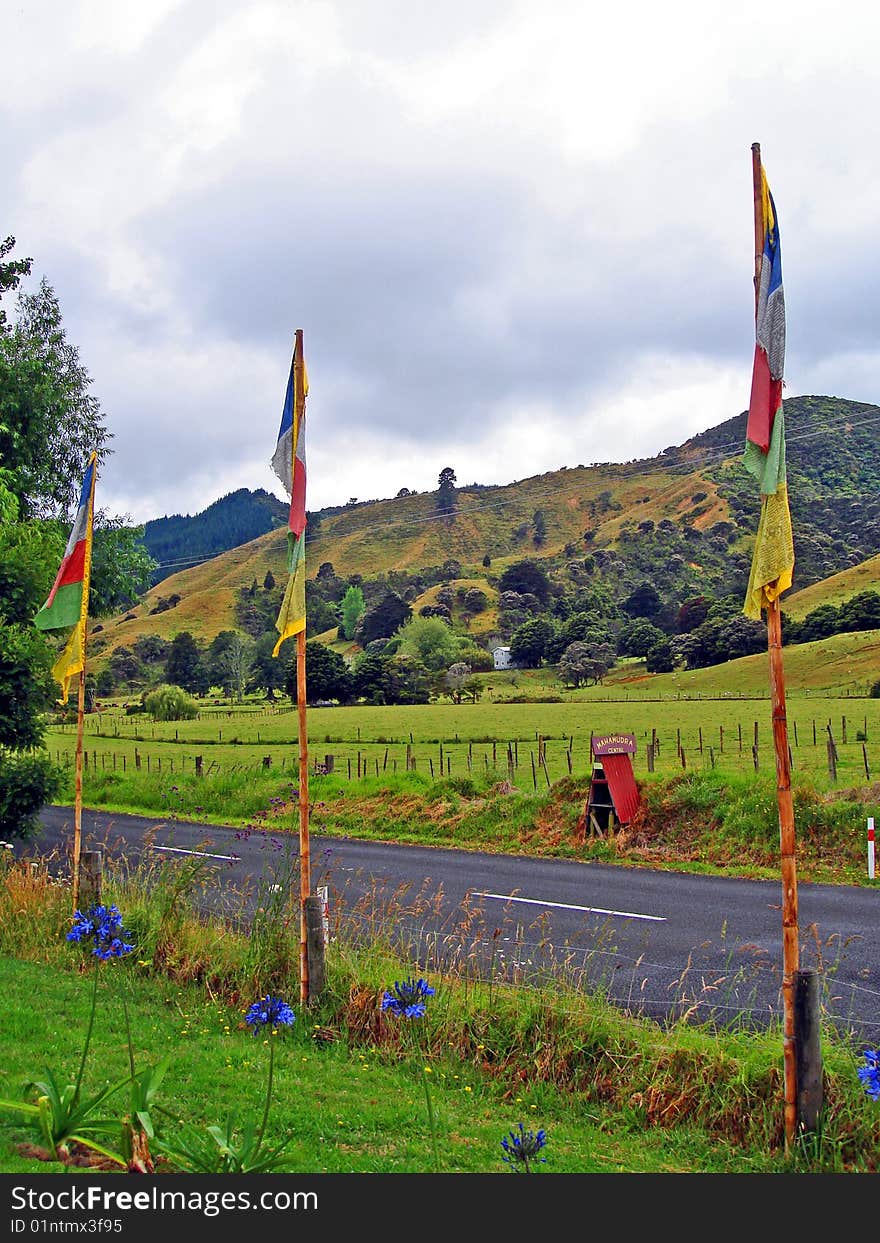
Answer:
[0, 750, 62, 840]
[143, 684, 198, 722]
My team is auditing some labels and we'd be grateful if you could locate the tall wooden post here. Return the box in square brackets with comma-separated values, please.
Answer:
[293, 329, 311, 1006]
[72, 668, 86, 913]
[753, 143, 800, 1151]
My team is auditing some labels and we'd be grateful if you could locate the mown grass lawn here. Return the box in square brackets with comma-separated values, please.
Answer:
[0, 956, 786, 1177]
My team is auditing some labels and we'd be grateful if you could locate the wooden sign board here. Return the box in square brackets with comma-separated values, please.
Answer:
[591, 733, 637, 756]
[585, 733, 640, 832]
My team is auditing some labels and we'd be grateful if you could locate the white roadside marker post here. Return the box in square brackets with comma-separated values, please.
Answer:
[869, 817, 876, 881]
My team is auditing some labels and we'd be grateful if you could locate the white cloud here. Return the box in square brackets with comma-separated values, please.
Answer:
[5, 0, 880, 527]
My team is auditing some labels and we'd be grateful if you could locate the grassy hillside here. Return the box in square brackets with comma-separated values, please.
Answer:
[91, 395, 880, 670]
[784, 553, 880, 620]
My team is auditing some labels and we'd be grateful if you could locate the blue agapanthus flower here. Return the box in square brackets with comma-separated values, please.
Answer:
[501, 1122, 548, 1172]
[858, 1048, 880, 1101]
[381, 977, 435, 1018]
[67, 903, 134, 961]
[245, 994, 296, 1033]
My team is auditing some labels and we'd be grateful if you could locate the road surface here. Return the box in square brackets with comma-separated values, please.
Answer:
[20, 805, 880, 1043]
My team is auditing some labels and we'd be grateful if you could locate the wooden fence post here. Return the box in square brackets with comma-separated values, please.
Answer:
[794, 967, 823, 1134]
[304, 895, 326, 999]
[78, 850, 103, 909]
[826, 737, 837, 783]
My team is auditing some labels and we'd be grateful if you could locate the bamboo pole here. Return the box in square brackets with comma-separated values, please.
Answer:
[767, 598, 799, 1149]
[753, 142, 799, 1151]
[72, 667, 86, 913]
[293, 329, 311, 1007]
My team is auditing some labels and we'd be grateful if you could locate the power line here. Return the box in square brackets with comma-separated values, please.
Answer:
[146, 410, 880, 573]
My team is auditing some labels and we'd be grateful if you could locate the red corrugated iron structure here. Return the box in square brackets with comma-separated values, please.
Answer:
[585, 733, 641, 831]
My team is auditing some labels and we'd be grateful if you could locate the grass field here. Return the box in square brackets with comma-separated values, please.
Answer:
[2, 854, 878, 1176]
[48, 688, 880, 795]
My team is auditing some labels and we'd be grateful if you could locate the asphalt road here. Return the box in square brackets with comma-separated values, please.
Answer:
[22, 805, 880, 1042]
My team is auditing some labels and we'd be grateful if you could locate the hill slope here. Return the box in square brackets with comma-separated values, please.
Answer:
[94, 395, 880, 664]
[143, 488, 287, 585]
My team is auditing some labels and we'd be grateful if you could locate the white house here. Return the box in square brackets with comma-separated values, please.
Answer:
[492, 646, 512, 670]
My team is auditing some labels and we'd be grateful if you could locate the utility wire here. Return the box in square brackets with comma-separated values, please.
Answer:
[145, 410, 880, 573]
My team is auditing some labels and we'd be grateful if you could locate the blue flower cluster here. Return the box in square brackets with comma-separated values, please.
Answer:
[67, 903, 134, 961]
[245, 995, 296, 1033]
[501, 1122, 548, 1171]
[858, 1049, 880, 1101]
[381, 978, 435, 1018]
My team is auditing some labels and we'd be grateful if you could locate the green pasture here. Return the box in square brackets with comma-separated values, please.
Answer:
[48, 692, 880, 795]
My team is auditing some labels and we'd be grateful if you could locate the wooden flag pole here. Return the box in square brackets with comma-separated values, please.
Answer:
[294, 329, 311, 1006]
[72, 665, 86, 914]
[752, 142, 800, 1151]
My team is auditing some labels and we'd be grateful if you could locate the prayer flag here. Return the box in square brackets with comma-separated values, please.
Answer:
[743, 163, 794, 620]
[34, 452, 98, 700]
[271, 338, 308, 655]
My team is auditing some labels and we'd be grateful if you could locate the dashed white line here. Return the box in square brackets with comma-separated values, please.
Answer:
[147, 844, 239, 862]
[472, 891, 666, 922]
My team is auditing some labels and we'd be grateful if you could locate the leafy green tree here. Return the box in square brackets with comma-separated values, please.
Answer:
[340, 585, 366, 640]
[393, 615, 459, 672]
[558, 640, 615, 686]
[0, 253, 153, 838]
[454, 642, 494, 672]
[0, 476, 62, 838]
[645, 639, 674, 673]
[108, 646, 144, 687]
[509, 617, 555, 668]
[132, 634, 171, 667]
[444, 661, 472, 704]
[498, 560, 550, 605]
[0, 277, 110, 518]
[221, 633, 252, 702]
[384, 653, 431, 704]
[622, 581, 663, 619]
[677, 596, 712, 633]
[463, 588, 488, 615]
[618, 619, 667, 658]
[166, 632, 208, 694]
[306, 596, 339, 637]
[797, 604, 839, 643]
[246, 633, 288, 700]
[89, 516, 155, 615]
[532, 510, 547, 547]
[143, 684, 198, 721]
[355, 591, 411, 645]
[437, 466, 457, 519]
[545, 612, 614, 662]
[837, 590, 880, 633]
[285, 642, 352, 703]
[94, 668, 116, 697]
[352, 649, 390, 703]
[0, 236, 32, 331]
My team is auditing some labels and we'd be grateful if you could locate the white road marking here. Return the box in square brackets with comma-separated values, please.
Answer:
[472, 891, 666, 922]
[147, 844, 239, 862]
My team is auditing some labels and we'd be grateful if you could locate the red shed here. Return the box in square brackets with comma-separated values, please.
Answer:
[585, 733, 640, 832]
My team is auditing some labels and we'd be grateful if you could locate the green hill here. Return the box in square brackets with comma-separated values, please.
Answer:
[784, 553, 880, 620]
[90, 395, 880, 678]
[143, 487, 287, 585]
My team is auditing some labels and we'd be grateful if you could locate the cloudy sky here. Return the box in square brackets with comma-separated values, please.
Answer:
[5, 0, 880, 525]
